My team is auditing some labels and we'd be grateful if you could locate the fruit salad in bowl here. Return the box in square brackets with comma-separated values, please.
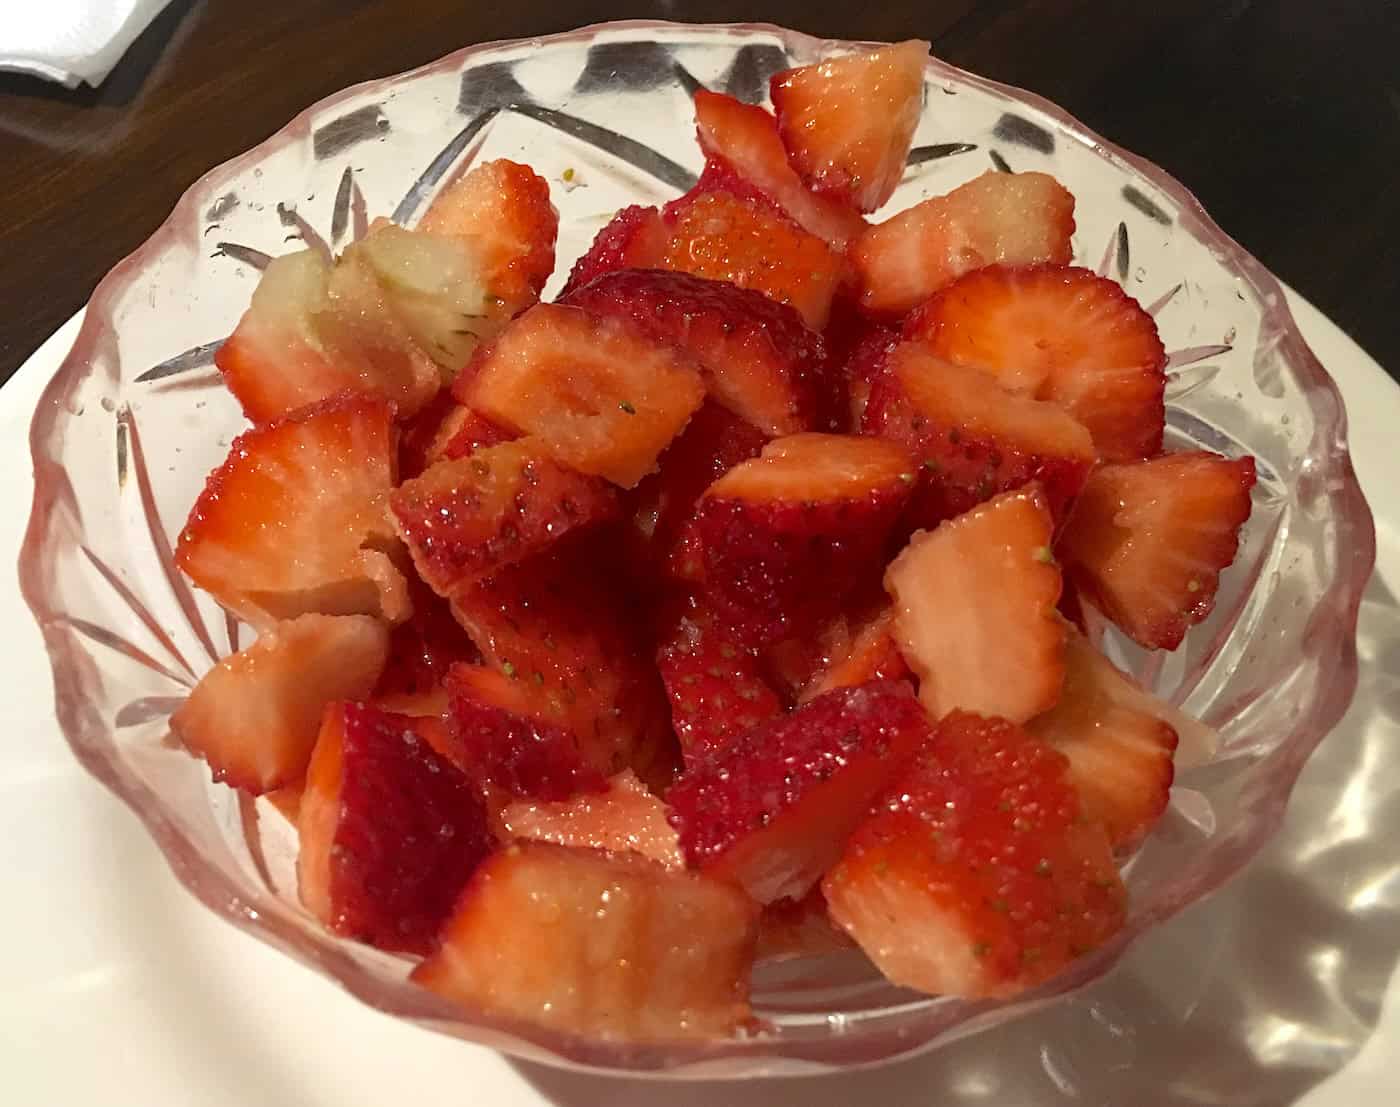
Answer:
[20, 21, 1372, 1075]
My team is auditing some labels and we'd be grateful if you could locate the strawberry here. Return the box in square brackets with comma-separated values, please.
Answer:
[692, 89, 867, 249]
[372, 583, 480, 700]
[417, 159, 558, 320]
[398, 391, 516, 480]
[667, 680, 932, 903]
[823, 711, 1126, 999]
[864, 341, 1095, 526]
[658, 189, 846, 330]
[413, 842, 758, 1041]
[801, 603, 910, 701]
[170, 614, 389, 793]
[298, 700, 494, 954]
[461, 302, 707, 487]
[884, 486, 1066, 723]
[852, 171, 1075, 316]
[756, 887, 855, 961]
[389, 438, 619, 595]
[906, 265, 1167, 461]
[175, 392, 409, 629]
[770, 41, 928, 213]
[656, 593, 784, 762]
[440, 664, 609, 802]
[215, 248, 441, 423]
[690, 432, 915, 641]
[561, 268, 827, 437]
[832, 312, 899, 429]
[1028, 629, 1181, 850]
[1057, 451, 1256, 649]
[498, 769, 684, 869]
[557, 203, 668, 299]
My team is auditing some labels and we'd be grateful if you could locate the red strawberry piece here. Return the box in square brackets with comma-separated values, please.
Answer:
[399, 391, 515, 479]
[656, 593, 784, 763]
[689, 156, 790, 213]
[692, 89, 867, 249]
[390, 437, 619, 595]
[770, 40, 928, 213]
[906, 265, 1168, 461]
[498, 769, 684, 869]
[852, 171, 1075, 316]
[885, 486, 1066, 723]
[829, 309, 899, 430]
[756, 887, 855, 961]
[413, 842, 758, 1041]
[1028, 629, 1183, 850]
[462, 302, 707, 487]
[372, 583, 481, 700]
[298, 700, 494, 954]
[215, 248, 442, 423]
[557, 203, 669, 299]
[668, 679, 932, 903]
[658, 189, 846, 331]
[171, 614, 388, 793]
[864, 341, 1096, 527]
[175, 392, 409, 629]
[561, 268, 827, 436]
[823, 711, 1126, 998]
[801, 603, 910, 702]
[1057, 451, 1256, 650]
[691, 432, 916, 641]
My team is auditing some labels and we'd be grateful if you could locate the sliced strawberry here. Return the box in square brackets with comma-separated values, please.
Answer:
[399, 391, 517, 480]
[413, 842, 758, 1041]
[656, 593, 784, 762]
[906, 265, 1167, 461]
[175, 392, 408, 629]
[885, 486, 1065, 723]
[864, 341, 1095, 526]
[756, 887, 855, 961]
[1028, 629, 1181, 850]
[801, 603, 910, 702]
[561, 268, 827, 436]
[498, 770, 683, 869]
[390, 438, 619, 595]
[692, 90, 867, 249]
[170, 614, 388, 793]
[823, 711, 1126, 999]
[658, 190, 846, 330]
[770, 40, 928, 213]
[557, 203, 668, 298]
[690, 432, 915, 641]
[462, 302, 707, 487]
[852, 171, 1075, 316]
[417, 158, 558, 319]
[1057, 451, 1257, 649]
[215, 249, 441, 423]
[833, 312, 899, 430]
[667, 680, 932, 903]
[298, 700, 493, 954]
[372, 583, 480, 700]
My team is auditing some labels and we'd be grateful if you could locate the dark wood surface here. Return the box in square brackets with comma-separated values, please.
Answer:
[1, 0, 1396, 384]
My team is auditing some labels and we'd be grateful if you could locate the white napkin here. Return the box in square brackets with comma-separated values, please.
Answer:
[0, 0, 173, 88]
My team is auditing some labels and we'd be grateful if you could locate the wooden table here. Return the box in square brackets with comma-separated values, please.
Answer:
[1, 0, 1396, 384]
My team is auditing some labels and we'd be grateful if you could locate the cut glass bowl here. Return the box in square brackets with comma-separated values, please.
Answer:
[18, 20, 1375, 1077]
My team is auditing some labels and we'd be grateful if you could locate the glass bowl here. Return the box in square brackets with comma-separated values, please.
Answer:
[18, 19, 1375, 1077]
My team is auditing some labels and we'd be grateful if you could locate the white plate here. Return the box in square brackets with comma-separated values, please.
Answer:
[3, 293, 1397, 1105]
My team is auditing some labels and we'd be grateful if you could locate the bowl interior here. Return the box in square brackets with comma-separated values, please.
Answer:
[19, 20, 1374, 1076]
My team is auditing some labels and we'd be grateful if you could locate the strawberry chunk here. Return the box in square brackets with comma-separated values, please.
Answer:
[413, 842, 758, 1041]
[462, 303, 707, 487]
[1058, 451, 1256, 649]
[832, 313, 899, 430]
[298, 701, 494, 954]
[823, 711, 1126, 999]
[1028, 630, 1182, 849]
[692, 90, 867, 248]
[864, 341, 1095, 526]
[691, 433, 915, 641]
[659, 190, 845, 330]
[557, 203, 668, 298]
[885, 487, 1066, 723]
[770, 41, 928, 212]
[801, 603, 910, 701]
[390, 438, 618, 595]
[852, 171, 1075, 316]
[498, 770, 683, 869]
[171, 614, 388, 793]
[667, 680, 932, 903]
[176, 392, 408, 629]
[399, 391, 515, 479]
[561, 268, 827, 436]
[906, 265, 1167, 460]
